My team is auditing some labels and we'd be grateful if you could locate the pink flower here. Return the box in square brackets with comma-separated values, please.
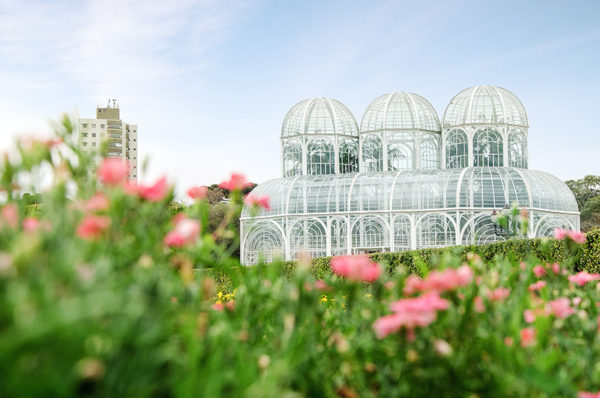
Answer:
[403, 275, 425, 295]
[555, 228, 587, 243]
[487, 287, 510, 302]
[389, 292, 450, 313]
[219, 173, 252, 191]
[373, 313, 404, 339]
[22, 217, 40, 232]
[404, 265, 473, 295]
[551, 263, 561, 274]
[524, 309, 536, 323]
[520, 327, 536, 347]
[579, 392, 600, 398]
[572, 297, 582, 307]
[0, 204, 18, 228]
[314, 279, 331, 291]
[569, 271, 600, 287]
[138, 177, 169, 202]
[245, 194, 270, 210]
[330, 255, 381, 282]
[187, 186, 208, 200]
[568, 230, 586, 244]
[164, 216, 200, 247]
[474, 296, 485, 313]
[533, 265, 546, 278]
[554, 228, 567, 240]
[504, 337, 514, 346]
[85, 193, 109, 212]
[528, 281, 546, 292]
[98, 158, 129, 186]
[374, 292, 450, 339]
[547, 297, 575, 319]
[76, 215, 111, 240]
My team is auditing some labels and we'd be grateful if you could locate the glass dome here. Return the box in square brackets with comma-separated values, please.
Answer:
[361, 92, 441, 133]
[242, 167, 578, 218]
[281, 97, 359, 138]
[443, 86, 528, 128]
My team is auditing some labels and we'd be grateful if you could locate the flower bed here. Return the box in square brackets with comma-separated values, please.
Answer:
[0, 117, 599, 397]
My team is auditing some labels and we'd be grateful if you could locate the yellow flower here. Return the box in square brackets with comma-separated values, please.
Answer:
[320, 295, 328, 302]
[217, 291, 223, 299]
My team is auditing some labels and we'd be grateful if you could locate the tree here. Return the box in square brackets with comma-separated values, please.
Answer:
[566, 175, 600, 231]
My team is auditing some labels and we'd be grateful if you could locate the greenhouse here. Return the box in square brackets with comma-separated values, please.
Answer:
[240, 86, 580, 265]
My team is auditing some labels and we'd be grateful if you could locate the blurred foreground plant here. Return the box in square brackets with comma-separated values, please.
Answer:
[0, 116, 599, 397]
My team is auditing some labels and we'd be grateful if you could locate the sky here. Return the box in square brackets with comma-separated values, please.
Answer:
[1, 0, 599, 195]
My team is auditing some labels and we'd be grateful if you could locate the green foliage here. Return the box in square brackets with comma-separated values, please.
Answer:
[2, 115, 600, 397]
[281, 237, 569, 280]
[580, 229, 600, 272]
[282, 230, 600, 282]
[566, 175, 600, 231]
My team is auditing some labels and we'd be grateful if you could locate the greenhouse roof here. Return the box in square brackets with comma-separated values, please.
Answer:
[242, 167, 577, 218]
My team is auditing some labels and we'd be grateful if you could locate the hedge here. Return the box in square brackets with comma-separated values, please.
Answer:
[281, 229, 600, 280]
[198, 230, 600, 291]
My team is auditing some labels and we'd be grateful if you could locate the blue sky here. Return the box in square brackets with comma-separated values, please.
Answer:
[1, 0, 599, 193]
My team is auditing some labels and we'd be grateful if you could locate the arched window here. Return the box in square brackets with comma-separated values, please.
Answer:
[387, 132, 414, 171]
[393, 216, 411, 251]
[420, 134, 440, 169]
[243, 222, 284, 265]
[352, 216, 388, 253]
[416, 214, 455, 248]
[508, 129, 527, 168]
[290, 219, 326, 260]
[339, 139, 358, 173]
[473, 128, 503, 167]
[307, 139, 334, 175]
[330, 218, 347, 256]
[362, 135, 383, 172]
[445, 129, 468, 169]
[282, 141, 302, 177]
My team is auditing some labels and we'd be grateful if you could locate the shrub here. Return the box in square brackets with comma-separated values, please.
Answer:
[581, 229, 600, 272]
[281, 231, 599, 279]
[2, 115, 600, 397]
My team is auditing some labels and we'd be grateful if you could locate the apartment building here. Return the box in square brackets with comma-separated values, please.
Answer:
[78, 99, 138, 180]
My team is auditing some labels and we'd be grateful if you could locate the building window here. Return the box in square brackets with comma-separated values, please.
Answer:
[82, 123, 88, 128]
[92, 124, 96, 128]
[339, 139, 358, 173]
[473, 128, 503, 167]
[508, 129, 527, 168]
[445, 129, 468, 168]
[81, 133, 88, 137]
[101, 124, 105, 128]
[92, 142, 96, 146]
[92, 133, 96, 137]
[387, 132, 414, 171]
[307, 139, 335, 175]
[283, 141, 302, 177]
[362, 135, 383, 172]
[82, 142, 87, 146]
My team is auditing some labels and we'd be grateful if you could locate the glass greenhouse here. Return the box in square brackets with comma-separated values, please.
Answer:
[240, 86, 579, 265]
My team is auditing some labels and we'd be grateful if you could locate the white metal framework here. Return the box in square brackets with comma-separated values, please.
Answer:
[241, 168, 579, 263]
[281, 98, 359, 177]
[442, 85, 529, 169]
[241, 86, 579, 265]
[360, 92, 441, 172]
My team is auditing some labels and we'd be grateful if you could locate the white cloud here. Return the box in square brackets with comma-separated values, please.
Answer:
[0, 0, 254, 188]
